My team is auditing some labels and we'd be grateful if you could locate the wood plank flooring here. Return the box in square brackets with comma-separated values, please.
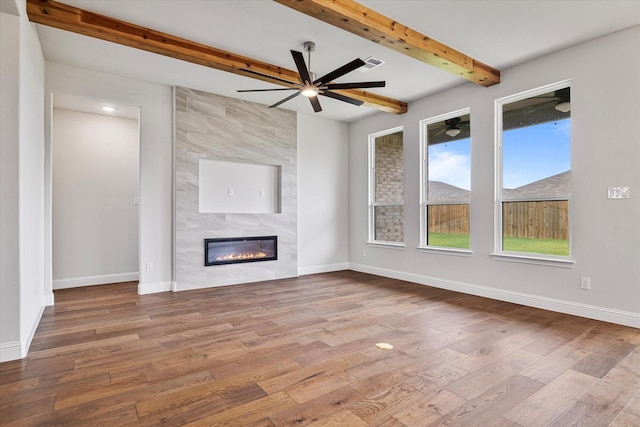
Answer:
[1, 271, 639, 426]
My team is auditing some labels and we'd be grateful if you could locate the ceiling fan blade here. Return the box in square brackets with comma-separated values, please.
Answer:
[308, 96, 322, 113]
[321, 90, 364, 106]
[324, 81, 386, 90]
[269, 91, 301, 109]
[239, 68, 299, 85]
[314, 58, 366, 85]
[237, 88, 298, 92]
[291, 50, 312, 84]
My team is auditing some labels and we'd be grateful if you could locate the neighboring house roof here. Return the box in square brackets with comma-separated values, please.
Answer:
[429, 170, 570, 201]
[503, 170, 570, 199]
[428, 181, 469, 202]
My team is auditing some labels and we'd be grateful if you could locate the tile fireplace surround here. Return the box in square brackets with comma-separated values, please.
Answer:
[174, 87, 297, 290]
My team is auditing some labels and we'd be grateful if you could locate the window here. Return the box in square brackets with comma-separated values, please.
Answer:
[496, 81, 571, 259]
[420, 110, 471, 250]
[369, 127, 404, 245]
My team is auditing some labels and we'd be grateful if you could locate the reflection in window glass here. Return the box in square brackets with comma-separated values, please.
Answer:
[370, 129, 404, 243]
[422, 113, 471, 249]
[374, 205, 404, 243]
[499, 85, 571, 256]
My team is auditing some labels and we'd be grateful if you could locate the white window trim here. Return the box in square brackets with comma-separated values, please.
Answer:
[494, 80, 573, 265]
[418, 246, 472, 256]
[419, 108, 471, 251]
[491, 253, 575, 269]
[368, 241, 406, 249]
[368, 126, 405, 246]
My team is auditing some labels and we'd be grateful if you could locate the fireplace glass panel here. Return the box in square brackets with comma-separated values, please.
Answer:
[205, 236, 277, 266]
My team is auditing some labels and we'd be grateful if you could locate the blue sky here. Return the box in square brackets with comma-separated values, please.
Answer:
[428, 118, 571, 190]
[502, 119, 570, 189]
[428, 138, 471, 190]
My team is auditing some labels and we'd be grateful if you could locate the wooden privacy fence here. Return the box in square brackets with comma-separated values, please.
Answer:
[502, 200, 569, 240]
[428, 200, 569, 240]
[427, 204, 469, 234]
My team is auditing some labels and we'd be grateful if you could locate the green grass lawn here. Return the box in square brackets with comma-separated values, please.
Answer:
[428, 233, 470, 249]
[429, 233, 569, 256]
[503, 236, 569, 256]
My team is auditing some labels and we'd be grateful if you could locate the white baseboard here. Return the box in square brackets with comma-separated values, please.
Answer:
[298, 263, 350, 276]
[0, 340, 22, 363]
[138, 281, 173, 295]
[0, 303, 45, 362]
[350, 263, 640, 329]
[44, 292, 55, 306]
[53, 272, 139, 290]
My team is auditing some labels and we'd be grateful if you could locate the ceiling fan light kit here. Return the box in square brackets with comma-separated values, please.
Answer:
[445, 128, 461, 138]
[553, 87, 571, 112]
[300, 84, 319, 97]
[443, 117, 468, 138]
[555, 101, 571, 113]
[237, 41, 386, 113]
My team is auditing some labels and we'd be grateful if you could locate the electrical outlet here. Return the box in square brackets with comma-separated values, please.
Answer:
[228, 187, 234, 196]
[133, 196, 139, 206]
[146, 261, 154, 272]
[362, 249, 366, 257]
[580, 277, 590, 290]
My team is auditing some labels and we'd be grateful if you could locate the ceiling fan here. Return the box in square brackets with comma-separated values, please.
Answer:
[237, 41, 385, 113]
[433, 117, 470, 138]
[523, 87, 571, 115]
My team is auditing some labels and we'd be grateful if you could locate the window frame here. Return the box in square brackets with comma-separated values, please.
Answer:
[419, 108, 472, 254]
[493, 80, 574, 268]
[368, 126, 405, 247]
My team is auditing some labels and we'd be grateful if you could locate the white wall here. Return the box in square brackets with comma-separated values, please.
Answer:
[52, 109, 139, 288]
[0, 8, 46, 362]
[349, 26, 640, 327]
[298, 113, 350, 274]
[18, 8, 46, 356]
[45, 63, 174, 295]
[0, 0, 19, 15]
[0, 12, 22, 361]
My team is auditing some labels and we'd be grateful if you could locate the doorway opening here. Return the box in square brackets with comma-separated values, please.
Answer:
[51, 93, 140, 289]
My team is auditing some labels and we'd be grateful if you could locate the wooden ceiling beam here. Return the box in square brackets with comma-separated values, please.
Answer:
[274, 0, 501, 87]
[26, 0, 407, 115]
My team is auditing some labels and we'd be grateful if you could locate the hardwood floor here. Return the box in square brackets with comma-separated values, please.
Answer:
[1, 271, 639, 426]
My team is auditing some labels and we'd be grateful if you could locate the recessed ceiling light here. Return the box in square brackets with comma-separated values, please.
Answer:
[100, 106, 117, 112]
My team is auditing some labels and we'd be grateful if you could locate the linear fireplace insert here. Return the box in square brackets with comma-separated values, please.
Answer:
[205, 236, 277, 266]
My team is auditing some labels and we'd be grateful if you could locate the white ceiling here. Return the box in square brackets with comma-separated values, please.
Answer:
[35, 0, 640, 122]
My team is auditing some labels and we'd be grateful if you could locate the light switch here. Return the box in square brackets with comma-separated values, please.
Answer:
[607, 186, 629, 199]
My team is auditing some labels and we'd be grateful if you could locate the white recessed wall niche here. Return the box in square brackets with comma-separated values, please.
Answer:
[198, 159, 281, 214]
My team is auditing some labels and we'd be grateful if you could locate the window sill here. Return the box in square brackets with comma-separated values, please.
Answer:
[418, 247, 472, 257]
[367, 241, 406, 250]
[491, 252, 575, 269]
